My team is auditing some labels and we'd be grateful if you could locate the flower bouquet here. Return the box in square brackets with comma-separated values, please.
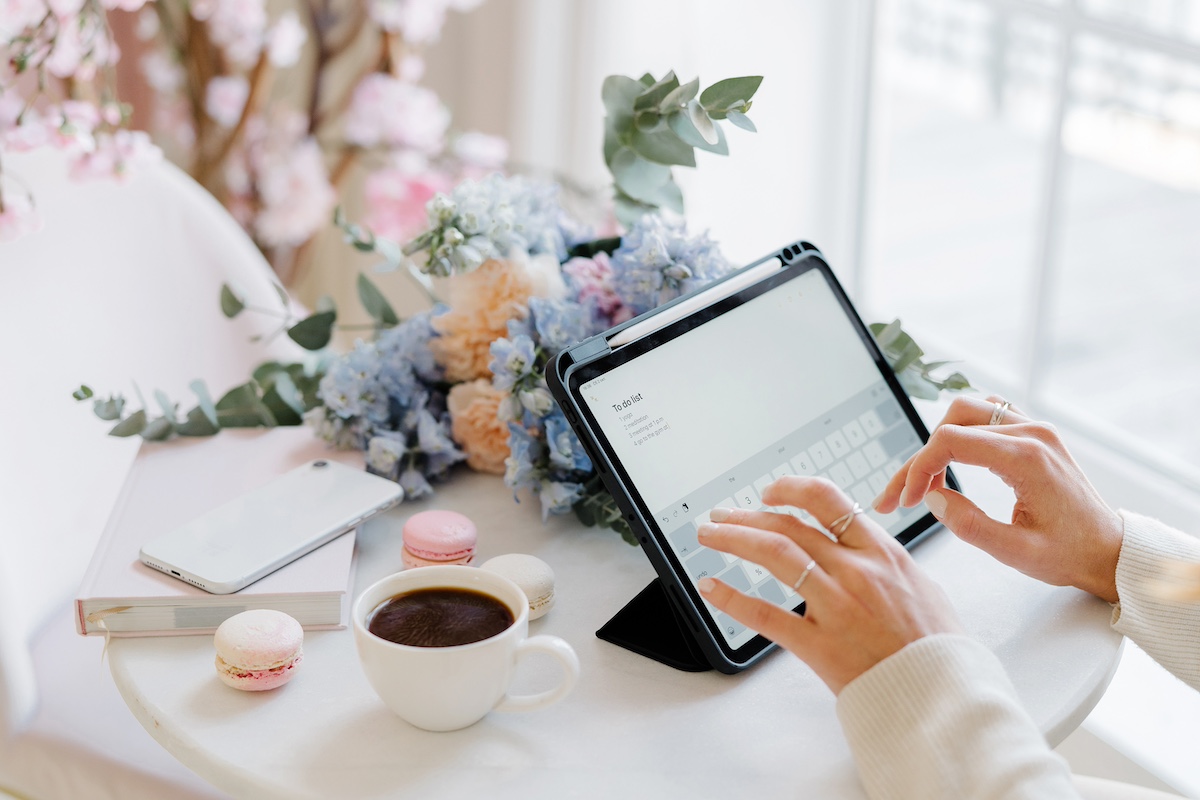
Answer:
[76, 70, 969, 543]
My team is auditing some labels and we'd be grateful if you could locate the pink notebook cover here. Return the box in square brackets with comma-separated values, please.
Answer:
[75, 427, 365, 637]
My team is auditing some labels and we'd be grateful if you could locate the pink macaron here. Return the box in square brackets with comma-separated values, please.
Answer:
[214, 609, 304, 691]
[402, 509, 477, 569]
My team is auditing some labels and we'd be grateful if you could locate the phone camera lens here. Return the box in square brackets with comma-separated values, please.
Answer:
[313, 460, 328, 468]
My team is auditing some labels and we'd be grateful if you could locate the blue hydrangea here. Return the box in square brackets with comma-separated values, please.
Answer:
[422, 174, 568, 276]
[528, 297, 593, 356]
[545, 410, 591, 473]
[489, 335, 537, 391]
[538, 479, 585, 522]
[609, 215, 734, 315]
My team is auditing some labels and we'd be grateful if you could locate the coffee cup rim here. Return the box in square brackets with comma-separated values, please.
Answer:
[353, 566, 529, 652]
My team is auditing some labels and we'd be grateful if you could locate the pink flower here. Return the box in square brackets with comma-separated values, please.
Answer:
[0, 0, 47, 36]
[140, 50, 185, 93]
[44, 13, 116, 81]
[0, 190, 44, 242]
[367, 0, 447, 43]
[69, 129, 161, 182]
[343, 73, 449, 154]
[266, 11, 307, 68]
[254, 136, 335, 247]
[364, 159, 451, 242]
[205, 75, 249, 128]
[562, 252, 631, 323]
[2, 106, 49, 152]
[192, 0, 268, 68]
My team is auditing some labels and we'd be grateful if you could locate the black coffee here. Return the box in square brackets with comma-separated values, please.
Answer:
[368, 587, 514, 647]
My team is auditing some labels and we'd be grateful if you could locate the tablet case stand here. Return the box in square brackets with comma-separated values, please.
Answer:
[595, 579, 713, 672]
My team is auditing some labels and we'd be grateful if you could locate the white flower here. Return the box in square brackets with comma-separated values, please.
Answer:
[343, 73, 449, 154]
[254, 136, 336, 247]
[205, 76, 249, 128]
[266, 11, 307, 68]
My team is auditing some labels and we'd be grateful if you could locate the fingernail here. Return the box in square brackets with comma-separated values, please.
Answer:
[698, 577, 716, 593]
[697, 522, 717, 540]
[708, 507, 732, 522]
[871, 492, 885, 511]
[925, 491, 947, 518]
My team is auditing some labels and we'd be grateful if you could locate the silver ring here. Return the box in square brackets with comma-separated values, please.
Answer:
[792, 559, 818, 592]
[989, 400, 1012, 426]
[830, 502, 864, 539]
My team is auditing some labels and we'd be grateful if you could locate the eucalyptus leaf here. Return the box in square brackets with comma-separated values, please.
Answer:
[176, 405, 220, 436]
[316, 295, 336, 313]
[271, 281, 290, 309]
[92, 395, 125, 421]
[219, 284, 245, 318]
[357, 273, 399, 326]
[215, 382, 276, 428]
[659, 77, 699, 112]
[262, 386, 304, 426]
[610, 148, 672, 204]
[898, 370, 940, 401]
[668, 109, 710, 148]
[726, 109, 757, 132]
[649, 178, 684, 214]
[154, 389, 177, 422]
[109, 410, 147, 438]
[699, 76, 763, 113]
[634, 70, 679, 111]
[189, 379, 218, 426]
[73, 385, 93, 401]
[287, 310, 336, 350]
[638, 72, 655, 86]
[140, 416, 174, 441]
[892, 341, 925, 374]
[630, 128, 696, 167]
[686, 99, 718, 145]
[692, 121, 729, 155]
[602, 75, 643, 129]
[634, 110, 663, 133]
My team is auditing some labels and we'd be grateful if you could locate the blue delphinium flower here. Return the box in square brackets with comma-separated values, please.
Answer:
[609, 215, 734, 315]
[538, 480, 585, 522]
[545, 410, 592, 473]
[365, 432, 406, 480]
[488, 335, 537, 391]
[528, 297, 592, 356]
[505, 423, 543, 494]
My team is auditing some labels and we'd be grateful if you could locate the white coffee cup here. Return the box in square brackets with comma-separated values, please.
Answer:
[352, 565, 580, 732]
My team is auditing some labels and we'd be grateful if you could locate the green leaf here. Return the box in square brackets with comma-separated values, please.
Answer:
[726, 109, 757, 132]
[271, 281, 291, 309]
[252, 361, 287, 385]
[73, 385, 93, 401]
[189, 379, 218, 426]
[316, 295, 336, 313]
[692, 121, 729, 155]
[893, 341, 925, 374]
[93, 395, 125, 421]
[668, 109, 709, 148]
[602, 75, 643, 130]
[633, 109, 662, 133]
[176, 405, 220, 436]
[637, 72, 655, 87]
[154, 389, 177, 422]
[629, 127, 696, 167]
[262, 387, 304, 426]
[650, 178, 684, 214]
[109, 410, 147, 438]
[686, 99, 718, 145]
[659, 77, 699, 112]
[219, 284, 245, 318]
[610, 148, 672, 205]
[139, 416, 174, 441]
[634, 70, 679, 111]
[941, 371, 972, 391]
[287, 310, 336, 350]
[215, 382, 277, 428]
[699, 75, 763, 112]
[357, 273, 399, 326]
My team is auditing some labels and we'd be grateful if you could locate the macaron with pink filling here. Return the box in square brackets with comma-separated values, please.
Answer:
[214, 609, 303, 691]
[402, 509, 477, 568]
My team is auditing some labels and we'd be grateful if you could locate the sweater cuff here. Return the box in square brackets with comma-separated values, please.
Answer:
[1111, 510, 1200, 689]
[837, 634, 1075, 800]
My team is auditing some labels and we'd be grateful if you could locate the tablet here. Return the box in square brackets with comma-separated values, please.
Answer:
[547, 241, 956, 673]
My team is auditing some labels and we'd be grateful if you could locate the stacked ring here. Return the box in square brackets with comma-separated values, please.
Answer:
[792, 559, 818, 592]
[989, 400, 1012, 426]
[829, 502, 864, 540]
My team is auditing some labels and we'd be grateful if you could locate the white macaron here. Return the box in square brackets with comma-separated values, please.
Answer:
[480, 554, 556, 620]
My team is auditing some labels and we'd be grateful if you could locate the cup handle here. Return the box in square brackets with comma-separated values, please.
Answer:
[494, 635, 580, 713]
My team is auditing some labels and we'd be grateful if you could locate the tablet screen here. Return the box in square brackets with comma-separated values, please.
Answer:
[574, 265, 933, 652]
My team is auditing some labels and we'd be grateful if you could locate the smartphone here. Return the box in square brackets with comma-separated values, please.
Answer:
[140, 460, 404, 594]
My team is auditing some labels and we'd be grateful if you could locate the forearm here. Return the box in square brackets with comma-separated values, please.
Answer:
[837, 634, 1078, 800]
[1111, 511, 1200, 690]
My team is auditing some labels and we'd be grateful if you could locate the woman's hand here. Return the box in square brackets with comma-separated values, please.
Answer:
[697, 476, 963, 694]
[873, 395, 1124, 603]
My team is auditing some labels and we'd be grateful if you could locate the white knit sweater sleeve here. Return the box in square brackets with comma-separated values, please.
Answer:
[1111, 510, 1200, 690]
[836, 634, 1079, 800]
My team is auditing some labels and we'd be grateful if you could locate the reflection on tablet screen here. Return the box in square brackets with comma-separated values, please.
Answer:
[579, 268, 929, 650]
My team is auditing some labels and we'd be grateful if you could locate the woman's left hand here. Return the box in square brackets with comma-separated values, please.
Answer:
[697, 476, 962, 694]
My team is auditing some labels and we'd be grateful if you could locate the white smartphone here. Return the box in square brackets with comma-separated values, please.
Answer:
[140, 460, 404, 594]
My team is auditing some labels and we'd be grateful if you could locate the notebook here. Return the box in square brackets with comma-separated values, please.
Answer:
[74, 427, 363, 637]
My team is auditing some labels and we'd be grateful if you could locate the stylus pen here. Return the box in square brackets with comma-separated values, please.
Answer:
[607, 257, 784, 348]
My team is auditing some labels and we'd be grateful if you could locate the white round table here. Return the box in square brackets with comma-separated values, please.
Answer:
[107, 461, 1122, 799]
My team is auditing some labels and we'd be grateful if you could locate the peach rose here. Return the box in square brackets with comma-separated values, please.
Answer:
[431, 255, 551, 382]
[447, 379, 509, 475]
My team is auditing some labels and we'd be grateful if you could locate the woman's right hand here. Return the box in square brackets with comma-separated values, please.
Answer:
[873, 396, 1125, 603]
